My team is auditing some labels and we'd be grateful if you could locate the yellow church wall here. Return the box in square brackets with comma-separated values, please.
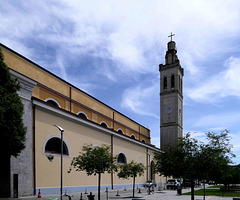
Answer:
[140, 126, 150, 137]
[71, 88, 113, 119]
[2, 48, 70, 97]
[72, 103, 92, 120]
[35, 108, 114, 188]
[38, 86, 67, 109]
[34, 106, 160, 190]
[128, 130, 139, 139]
[112, 137, 147, 185]
[114, 112, 139, 132]
[114, 123, 126, 134]
[139, 135, 148, 143]
[96, 115, 112, 128]
[148, 149, 165, 184]
[2, 47, 150, 144]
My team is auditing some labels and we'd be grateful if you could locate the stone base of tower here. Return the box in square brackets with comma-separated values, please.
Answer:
[160, 126, 182, 151]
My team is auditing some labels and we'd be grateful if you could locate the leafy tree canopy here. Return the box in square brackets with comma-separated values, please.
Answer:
[118, 160, 145, 179]
[154, 130, 235, 200]
[0, 48, 26, 157]
[68, 144, 117, 200]
[118, 161, 145, 197]
[154, 130, 235, 180]
[68, 144, 117, 175]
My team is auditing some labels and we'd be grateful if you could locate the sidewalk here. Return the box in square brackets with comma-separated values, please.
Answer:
[1, 186, 235, 200]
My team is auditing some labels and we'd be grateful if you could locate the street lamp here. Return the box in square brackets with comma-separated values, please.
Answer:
[54, 125, 64, 200]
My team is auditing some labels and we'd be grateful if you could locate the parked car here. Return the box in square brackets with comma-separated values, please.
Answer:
[182, 179, 200, 187]
[144, 180, 157, 187]
[195, 179, 201, 186]
[166, 179, 180, 189]
[182, 179, 192, 187]
[208, 180, 216, 185]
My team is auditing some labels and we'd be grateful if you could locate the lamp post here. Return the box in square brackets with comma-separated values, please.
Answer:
[54, 125, 64, 200]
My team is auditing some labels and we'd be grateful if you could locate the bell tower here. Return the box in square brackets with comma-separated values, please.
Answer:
[159, 33, 184, 150]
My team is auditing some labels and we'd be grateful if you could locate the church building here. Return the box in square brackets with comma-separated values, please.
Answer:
[0, 36, 183, 197]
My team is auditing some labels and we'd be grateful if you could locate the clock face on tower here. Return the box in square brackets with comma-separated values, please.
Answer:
[166, 107, 172, 114]
[162, 97, 175, 123]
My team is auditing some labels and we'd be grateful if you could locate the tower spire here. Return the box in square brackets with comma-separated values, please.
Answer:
[168, 32, 175, 41]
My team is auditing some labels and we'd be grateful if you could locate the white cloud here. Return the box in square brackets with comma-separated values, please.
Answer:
[151, 137, 160, 148]
[194, 112, 240, 130]
[121, 82, 159, 118]
[186, 57, 240, 102]
[1, 0, 240, 82]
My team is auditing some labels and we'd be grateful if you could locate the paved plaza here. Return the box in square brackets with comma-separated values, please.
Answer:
[1, 185, 235, 200]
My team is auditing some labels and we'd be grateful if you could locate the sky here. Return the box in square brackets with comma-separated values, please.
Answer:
[1, 0, 240, 163]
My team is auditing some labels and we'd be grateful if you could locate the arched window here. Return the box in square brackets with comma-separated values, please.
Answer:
[117, 129, 124, 134]
[130, 134, 136, 139]
[77, 112, 88, 120]
[117, 153, 127, 164]
[45, 98, 61, 108]
[100, 121, 108, 128]
[171, 75, 175, 88]
[178, 76, 180, 90]
[141, 139, 146, 143]
[150, 161, 155, 180]
[44, 137, 69, 156]
[163, 77, 167, 90]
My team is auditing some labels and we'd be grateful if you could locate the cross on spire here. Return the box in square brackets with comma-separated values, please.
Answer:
[168, 32, 175, 41]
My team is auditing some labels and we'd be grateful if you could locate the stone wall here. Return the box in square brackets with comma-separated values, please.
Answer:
[10, 70, 36, 197]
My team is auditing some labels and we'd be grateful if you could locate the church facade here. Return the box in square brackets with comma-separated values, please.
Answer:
[1, 43, 165, 197]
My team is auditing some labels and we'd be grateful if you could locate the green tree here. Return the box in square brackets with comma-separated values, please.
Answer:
[117, 161, 145, 198]
[0, 48, 26, 197]
[154, 130, 235, 200]
[220, 165, 240, 191]
[68, 144, 117, 200]
[198, 130, 235, 184]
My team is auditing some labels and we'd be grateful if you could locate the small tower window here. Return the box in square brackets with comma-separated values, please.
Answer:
[181, 79, 183, 93]
[163, 77, 167, 90]
[171, 75, 175, 88]
[179, 76, 180, 90]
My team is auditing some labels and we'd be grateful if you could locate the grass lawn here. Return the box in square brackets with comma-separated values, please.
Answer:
[207, 185, 222, 189]
[183, 186, 240, 197]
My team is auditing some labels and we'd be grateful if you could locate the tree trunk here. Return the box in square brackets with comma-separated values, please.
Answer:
[190, 178, 195, 200]
[0, 154, 11, 197]
[203, 182, 205, 200]
[98, 173, 101, 200]
[132, 175, 135, 197]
